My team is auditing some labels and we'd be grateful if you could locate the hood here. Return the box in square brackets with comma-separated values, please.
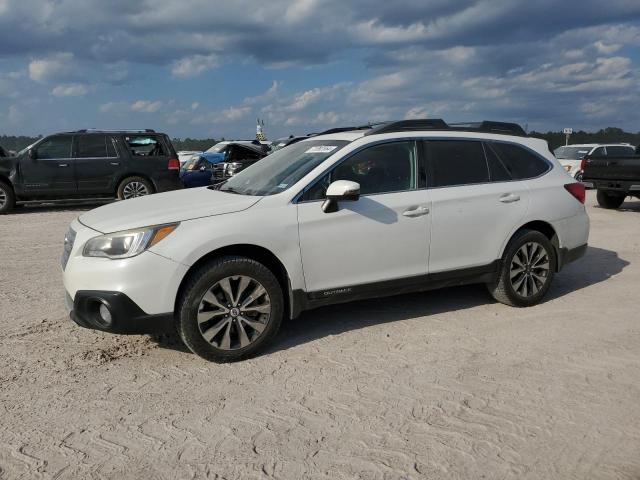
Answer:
[79, 187, 262, 233]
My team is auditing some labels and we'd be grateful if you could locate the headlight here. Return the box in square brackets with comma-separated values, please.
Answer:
[226, 162, 244, 174]
[83, 223, 179, 259]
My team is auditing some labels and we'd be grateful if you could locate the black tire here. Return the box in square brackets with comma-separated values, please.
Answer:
[487, 229, 556, 307]
[0, 181, 16, 214]
[116, 176, 154, 200]
[177, 256, 284, 362]
[596, 190, 625, 209]
[575, 171, 583, 183]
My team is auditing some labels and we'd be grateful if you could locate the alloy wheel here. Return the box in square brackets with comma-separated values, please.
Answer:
[197, 275, 271, 350]
[509, 242, 550, 297]
[122, 181, 149, 199]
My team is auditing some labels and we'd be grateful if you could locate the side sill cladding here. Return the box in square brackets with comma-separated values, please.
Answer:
[290, 261, 500, 317]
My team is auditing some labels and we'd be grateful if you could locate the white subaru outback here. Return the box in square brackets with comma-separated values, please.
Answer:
[62, 120, 589, 362]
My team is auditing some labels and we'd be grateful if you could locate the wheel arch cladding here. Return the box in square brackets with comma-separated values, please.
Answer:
[174, 244, 293, 319]
[117, 173, 156, 192]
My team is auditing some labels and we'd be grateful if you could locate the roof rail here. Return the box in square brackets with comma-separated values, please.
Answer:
[364, 119, 449, 136]
[362, 119, 528, 137]
[74, 128, 156, 133]
[448, 121, 527, 137]
[316, 122, 395, 136]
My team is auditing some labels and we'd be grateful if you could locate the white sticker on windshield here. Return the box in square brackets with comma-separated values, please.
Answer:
[277, 183, 288, 189]
[578, 150, 589, 153]
[305, 145, 338, 154]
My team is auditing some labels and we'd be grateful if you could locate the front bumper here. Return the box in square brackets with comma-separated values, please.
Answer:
[63, 218, 190, 316]
[69, 290, 174, 334]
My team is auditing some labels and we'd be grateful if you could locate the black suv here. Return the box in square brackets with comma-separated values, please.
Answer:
[0, 129, 182, 214]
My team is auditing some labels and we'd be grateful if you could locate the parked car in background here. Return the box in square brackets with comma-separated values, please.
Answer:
[582, 146, 640, 209]
[269, 135, 313, 153]
[554, 144, 635, 182]
[177, 150, 202, 167]
[62, 119, 588, 362]
[209, 141, 269, 183]
[0, 129, 182, 214]
[180, 152, 225, 188]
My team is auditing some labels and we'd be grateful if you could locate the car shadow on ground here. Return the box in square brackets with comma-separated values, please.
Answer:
[150, 245, 628, 358]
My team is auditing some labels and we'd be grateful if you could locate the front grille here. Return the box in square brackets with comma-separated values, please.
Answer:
[61, 227, 76, 270]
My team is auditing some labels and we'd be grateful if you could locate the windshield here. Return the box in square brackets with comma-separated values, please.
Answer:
[219, 140, 349, 196]
[554, 146, 591, 160]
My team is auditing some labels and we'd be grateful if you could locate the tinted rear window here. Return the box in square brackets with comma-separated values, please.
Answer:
[488, 142, 550, 180]
[429, 140, 489, 187]
[76, 135, 113, 158]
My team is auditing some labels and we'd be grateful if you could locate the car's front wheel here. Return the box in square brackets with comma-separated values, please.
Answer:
[177, 256, 284, 362]
[487, 230, 556, 307]
[0, 181, 16, 214]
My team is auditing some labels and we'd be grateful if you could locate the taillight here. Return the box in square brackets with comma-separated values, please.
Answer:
[564, 183, 585, 204]
[168, 158, 180, 170]
[580, 157, 587, 172]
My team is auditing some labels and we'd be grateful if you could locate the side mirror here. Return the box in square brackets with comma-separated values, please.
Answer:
[322, 180, 360, 213]
[28, 148, 37, 160]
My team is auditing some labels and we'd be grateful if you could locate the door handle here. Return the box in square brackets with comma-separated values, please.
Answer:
[402, 205, 430, 217]
[499, 193, 520, 203]
[110, 162, 120, 166]
[58, 163, 69, 167]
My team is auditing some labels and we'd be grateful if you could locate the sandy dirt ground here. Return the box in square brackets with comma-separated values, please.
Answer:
[1, 191, 639, 480]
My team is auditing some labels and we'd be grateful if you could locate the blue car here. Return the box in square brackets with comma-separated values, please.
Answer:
[179, 152, 226, 188]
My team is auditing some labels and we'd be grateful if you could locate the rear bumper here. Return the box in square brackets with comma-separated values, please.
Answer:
[557, 243, 587, 271]
[69, 290, 174, 334]
[582, 179, 640, 193]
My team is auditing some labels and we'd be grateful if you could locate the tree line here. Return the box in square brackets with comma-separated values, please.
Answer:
[2, 128, 639, 154]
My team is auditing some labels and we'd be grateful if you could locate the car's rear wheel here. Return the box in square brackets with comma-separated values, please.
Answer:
[596, 190, 625, 209]
[117, 176, 154, 200]
[487, 230, 555, 307]
[0, 181, 16, 214]
[177, 256, 284, 362]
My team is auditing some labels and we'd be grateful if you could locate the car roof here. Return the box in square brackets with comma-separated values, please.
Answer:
[564, 143, 634, 148]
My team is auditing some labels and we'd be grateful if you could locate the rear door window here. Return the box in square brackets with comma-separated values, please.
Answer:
[76, 134, 114, 158]
[591, 147, 606, 156]
[487, 142, 550, 180]
[428, 140, 489, 187]
[483, 143, 512, 182]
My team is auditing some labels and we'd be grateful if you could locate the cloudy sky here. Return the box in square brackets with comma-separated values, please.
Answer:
[1, 0, 639, 139]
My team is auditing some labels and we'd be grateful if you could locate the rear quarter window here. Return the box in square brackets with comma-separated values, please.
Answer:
[488, 142, 550, 180]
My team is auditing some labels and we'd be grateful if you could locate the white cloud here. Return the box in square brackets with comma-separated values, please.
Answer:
[171, 54, 218, 78]
[131, 100, 163, 113]
[221, 105, 251, 121]
[28, 53, 75, 83]
[51, 83, 89, 97]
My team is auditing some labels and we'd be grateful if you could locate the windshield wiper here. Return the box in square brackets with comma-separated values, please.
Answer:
[219, 185, 244, 195]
